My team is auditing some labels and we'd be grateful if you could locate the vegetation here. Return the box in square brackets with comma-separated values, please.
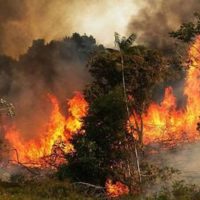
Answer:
[2, 11, 200, 200]
[58, 32, 184, 195]
[64, 88, 139, 188]
[0, 180, 96, 200]
[122, 181, 200, 200]
[0, 33, 104, 99]
[0, 179, 199, 200]
[170, 12, 200, 43]
[85, 34, 167, 144]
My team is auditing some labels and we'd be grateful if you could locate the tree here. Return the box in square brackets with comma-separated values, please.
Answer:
[85, 34, 167, 145]
[171, 12, 200, 133]
[170, 12, 200, 43]
[60, 34, 171, 193]
[114, 32, 142, 183]
[63, 88, 139, 192]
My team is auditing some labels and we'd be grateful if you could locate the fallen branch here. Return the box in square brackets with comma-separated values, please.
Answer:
[2, 148, 40, 175]
[73, 181, 105, 190]
[72, 182, 106, 199]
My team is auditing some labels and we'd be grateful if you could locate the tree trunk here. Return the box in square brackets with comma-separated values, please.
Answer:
[119, 50, 142, 184]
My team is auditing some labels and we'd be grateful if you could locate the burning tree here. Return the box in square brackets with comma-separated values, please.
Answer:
[85, 33, 167, 145]
[62, 33, 173, 194]
[65, 89, 140, 190]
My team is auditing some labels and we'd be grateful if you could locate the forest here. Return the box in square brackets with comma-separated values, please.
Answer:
[1, 2, 200, 200]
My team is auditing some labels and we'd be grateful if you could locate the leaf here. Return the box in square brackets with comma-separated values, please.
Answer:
[114, 32, 121, 47]
[125, 34, 137, 48]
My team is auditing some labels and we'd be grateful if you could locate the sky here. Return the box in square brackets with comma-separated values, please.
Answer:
[0, 0, 140, 58]
[0, 0, 200, 58]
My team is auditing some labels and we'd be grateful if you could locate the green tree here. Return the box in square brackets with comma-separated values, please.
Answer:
[114, 33, 142, 182]
[63, 89, 138, 189]
[62, 33, 171, 193]
[85, 34, 167, 145]
[170, 12, 200, 42]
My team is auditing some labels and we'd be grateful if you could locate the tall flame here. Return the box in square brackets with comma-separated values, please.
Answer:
[5, 92, 88, 166]
[113, 37, 200, 197]
[139, 36, 200, 145]
[4, 36, 200, 197]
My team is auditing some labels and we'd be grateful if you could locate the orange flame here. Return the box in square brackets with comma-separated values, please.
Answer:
[5, 92, 88, 166]
[129, 36, 200, 146]
[114, 37, 200, 197]
[106, 179, 129, 198]
[4, 36, 200, 197]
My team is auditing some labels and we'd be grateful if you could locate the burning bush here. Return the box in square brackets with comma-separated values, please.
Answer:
[106, 179, 129, 198]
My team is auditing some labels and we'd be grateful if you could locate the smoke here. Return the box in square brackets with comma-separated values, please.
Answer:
[0, 33, 102, 139]
[128, 0, 200, 54]
[1, 0, 200, 172]
[0, 0, 139, 155]
[148, 142, 200, 185]
[1, 0, 200, 57]
[0, 0, 138, 58]
[0, 0, 136, 138]
[0, 0, 28, 57]
[127, 1, 200, 185]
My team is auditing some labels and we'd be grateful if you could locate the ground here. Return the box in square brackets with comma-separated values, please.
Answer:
[0, 180, 97, 200]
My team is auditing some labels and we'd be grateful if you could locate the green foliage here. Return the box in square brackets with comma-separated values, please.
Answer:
[63, 33, 181, 191]
[85, 40, 168, 144]
[63, 88, 136, 186]
[115, 32, 137, 51]
[1, 179, 199, 200]
[61, 88, 177, 191]
[86, 44, 167, 114]
[170, 12, 200, 42]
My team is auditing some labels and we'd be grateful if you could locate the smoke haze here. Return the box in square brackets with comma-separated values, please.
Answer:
[1, 0, 200, 180]
[1, 0, 200, 58]
[0, 0, 138, 58]
[0, 33, 101, 139]
[128, 0, 200, 53]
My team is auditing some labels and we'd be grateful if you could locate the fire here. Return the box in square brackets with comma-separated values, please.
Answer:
[5, 92, 88, 166]
[106, 179, 129, 198]
[134, 36, 200, 145]
[116, 37, 200, 197]
[66, 92, 88, 132]
[3, 35, 200, 197]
